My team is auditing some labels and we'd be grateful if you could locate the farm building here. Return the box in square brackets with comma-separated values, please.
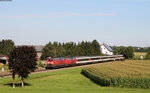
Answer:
[0, 55, 9, 65]
[100, 43, 113, 55]
[35, 45, 44, 60]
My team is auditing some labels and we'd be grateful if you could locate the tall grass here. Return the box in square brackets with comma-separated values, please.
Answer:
[81, 60, 150, 88]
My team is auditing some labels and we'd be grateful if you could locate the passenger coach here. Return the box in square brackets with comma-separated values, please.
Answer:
[45, 55, 124, 69]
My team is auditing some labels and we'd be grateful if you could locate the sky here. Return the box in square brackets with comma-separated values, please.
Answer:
[0, 0, 150, 47]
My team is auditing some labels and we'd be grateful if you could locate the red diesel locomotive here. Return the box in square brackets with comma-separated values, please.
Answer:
[45, 55, 124, 68]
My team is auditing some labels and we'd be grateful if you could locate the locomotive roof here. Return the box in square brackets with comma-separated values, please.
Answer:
[49, 55, 123, 60]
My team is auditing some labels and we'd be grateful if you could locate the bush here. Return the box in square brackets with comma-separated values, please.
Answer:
[112, 46, 134, 59]
[123, 47, 134, 59]
[145, 52, 150, 60]
[38, 60, 44, 67]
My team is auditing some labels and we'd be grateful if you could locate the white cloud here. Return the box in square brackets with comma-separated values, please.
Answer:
[0, 14, 37, 18]
[49, 12, 114, 17]
[0, 12, 114, 19]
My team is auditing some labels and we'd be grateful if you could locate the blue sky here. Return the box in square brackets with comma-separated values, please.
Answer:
[0, 0, 150, 47]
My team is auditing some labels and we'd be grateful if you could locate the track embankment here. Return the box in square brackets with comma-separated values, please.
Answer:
[0, 61, 116, 78]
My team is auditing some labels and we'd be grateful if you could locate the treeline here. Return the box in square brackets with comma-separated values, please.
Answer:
[111, 46, 150, 59]
[111, 46, 134, 59]
[0, 39, 15, 56]
[145, 48, 150, 60]
[1, 39, 150, 60]
[41, 40, 102, 59]
[134, 47, 150, 52]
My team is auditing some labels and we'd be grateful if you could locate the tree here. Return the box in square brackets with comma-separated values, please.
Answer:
[118, 46, 126, 55]
[63, 42, 76, 57]
[41, 42, 53, 59]
[111, 46, 120, 55]
[92, 40, 101, 55]
[0, 39, 15, 56]
[41, 40, 102, 59]
[145, 48, 150, 60]
[78, 41, 87, 56]
[145, 52, 150, 59]
[123, 47, 134, 59]
[117, 46, 134, 59]
[9, 46, 37, 88]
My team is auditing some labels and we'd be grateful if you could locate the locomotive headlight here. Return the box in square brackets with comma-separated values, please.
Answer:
[51, 62, 54, 64]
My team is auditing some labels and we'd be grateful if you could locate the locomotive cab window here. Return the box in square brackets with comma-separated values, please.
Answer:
[48, 58, 53, 61]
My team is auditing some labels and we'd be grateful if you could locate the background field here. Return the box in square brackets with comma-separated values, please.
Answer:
[0, 63, 150, 93]
[134, 52, 147, 59]
[0, 64, 9, 73]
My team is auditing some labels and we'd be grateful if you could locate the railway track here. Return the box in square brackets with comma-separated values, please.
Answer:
[0, 57, 124, 78]
[0, 68, 48, 77]
[0, 62, 104, 77]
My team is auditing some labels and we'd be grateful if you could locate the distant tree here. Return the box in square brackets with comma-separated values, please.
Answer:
[134, 47, 150, 52]
[92, 40, 101, 55]
[78, 41, 87, 56]
[111, 46, 120, 55]
[42, 40, 102, 59]
[63, 42, 76, 57]
[145, 48, 150, 60]
[112, 46, 134, 59]
[85, 41, 93, 56]
[41, 42, 53, 59]
[76, 42, 83, 56]
[117, 46, 134, 59]
[145, 52, 150, 60]
[9, 46, 37, 88]
[123, 47, 134, 59]
[117, 46, 126, 55]
[0, 39, 15, 56]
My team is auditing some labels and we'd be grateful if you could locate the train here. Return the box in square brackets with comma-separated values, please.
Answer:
[45, 55, 125, 69]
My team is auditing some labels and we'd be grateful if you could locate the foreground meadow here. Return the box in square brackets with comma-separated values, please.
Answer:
[0, 61, 150, 93]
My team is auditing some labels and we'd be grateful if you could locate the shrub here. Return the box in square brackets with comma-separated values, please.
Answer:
[38, 60, 44, 67]
[145, 52, 150, 60]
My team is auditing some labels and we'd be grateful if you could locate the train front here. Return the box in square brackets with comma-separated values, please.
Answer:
[45, 57, 55, 69]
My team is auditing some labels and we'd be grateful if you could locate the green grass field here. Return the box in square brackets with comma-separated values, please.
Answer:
[0, 63, 150, 93]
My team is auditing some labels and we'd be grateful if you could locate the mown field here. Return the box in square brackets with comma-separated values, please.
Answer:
[0, 63, 150, 93]
[82, 60, 150, 88]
